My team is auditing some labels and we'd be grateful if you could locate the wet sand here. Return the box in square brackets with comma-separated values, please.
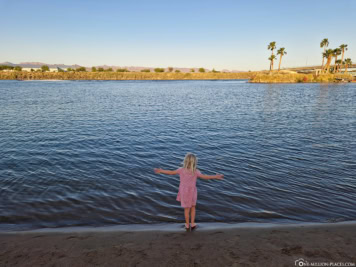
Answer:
[1, 222, 355, 267]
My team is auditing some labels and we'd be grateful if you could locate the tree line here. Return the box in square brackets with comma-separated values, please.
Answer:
[0, 65, 215, 73]
[0, 65, 22, 71]
[320, 39, 352, 73]
[267, 39, 352, 73]
[267, 42, 287, 72]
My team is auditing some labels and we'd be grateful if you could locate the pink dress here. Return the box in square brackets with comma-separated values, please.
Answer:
[176, 167, 202, 208]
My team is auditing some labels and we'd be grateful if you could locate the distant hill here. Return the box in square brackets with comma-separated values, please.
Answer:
[1, 62, 81, 69]
[0, 62, 244, 73]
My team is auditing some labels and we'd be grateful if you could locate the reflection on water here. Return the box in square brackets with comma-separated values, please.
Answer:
[0, 80, 355, 231]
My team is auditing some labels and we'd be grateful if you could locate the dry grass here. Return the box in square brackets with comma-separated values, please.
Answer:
[250, 72, 353, 83]
[0, 71, 256, 80]
[2, 71, 352, 83]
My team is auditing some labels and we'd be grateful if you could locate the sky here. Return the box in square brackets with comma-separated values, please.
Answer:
[1, 0, 355, 71]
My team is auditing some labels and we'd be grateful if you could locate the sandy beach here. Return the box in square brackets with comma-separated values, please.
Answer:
[1, 222, 355, 267]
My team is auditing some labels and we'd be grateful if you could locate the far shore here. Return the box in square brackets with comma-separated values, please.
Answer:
[1, 70, 355, 83]
[249, 72, 354, 83]
[0, 71, 255, 81]
[1, 221, 355, 266]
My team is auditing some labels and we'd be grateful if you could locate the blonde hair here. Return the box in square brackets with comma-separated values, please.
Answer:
[183, 153, 197, 173]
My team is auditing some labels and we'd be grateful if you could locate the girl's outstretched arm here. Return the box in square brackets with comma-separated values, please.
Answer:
[154, 168, 179, 175]
[198, 173, 224, 180]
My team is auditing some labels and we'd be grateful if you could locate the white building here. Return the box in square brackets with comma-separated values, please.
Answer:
[22, 68, 41, 72]
[21, 67, 65, 72]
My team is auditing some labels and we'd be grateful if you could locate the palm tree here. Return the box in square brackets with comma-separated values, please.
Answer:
[333, 48, 342, 73]
[335, 59, 342, 73]
[344, 58, 352, 73]
[339, 44, 348, 71]
[322, 52, 326, 72]
[320, 38, 329, 68]
[268, 41, 276, 70]
[323, 49, 334, 73]
[269, 55, 277, 71]
[339, 44, 348, 63]
[277, 47, 287, 71]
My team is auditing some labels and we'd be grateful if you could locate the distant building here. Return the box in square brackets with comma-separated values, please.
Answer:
[348, 68, 356, 78]
[314, 69, 322, 75]
[21, 67, 66, 72]
[22, 68, 41, 72]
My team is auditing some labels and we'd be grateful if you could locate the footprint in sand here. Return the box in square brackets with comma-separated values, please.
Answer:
[31, 235, 45, 239]
[271, 230, 289, 234]
[65, 235, 91, 240]
[191, 243, 203, 251]
[281, 245, 303, 255]
[210, 231, 223, 235]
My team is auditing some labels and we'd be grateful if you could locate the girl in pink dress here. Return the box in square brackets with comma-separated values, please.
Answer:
[154, 153, 224, 231]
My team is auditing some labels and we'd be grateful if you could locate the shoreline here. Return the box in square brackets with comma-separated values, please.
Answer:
[0, 71, 256, 81]
[250, 72, 354, 83]
[0, 78, 354, 84]
[0, 71, 354, 83]
[1, 221, 355, 266]
[2, 220, 356, 234]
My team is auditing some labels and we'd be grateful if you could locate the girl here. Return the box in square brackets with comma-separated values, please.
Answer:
[154, 153, 223, 231]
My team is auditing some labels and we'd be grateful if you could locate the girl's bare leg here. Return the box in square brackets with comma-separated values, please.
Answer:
[184, 208, 190, 227]
[190, 206, 196, 226]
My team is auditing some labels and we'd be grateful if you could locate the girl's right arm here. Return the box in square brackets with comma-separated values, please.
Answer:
[198, 173, 224, 180]
[154, 168, 179, 175]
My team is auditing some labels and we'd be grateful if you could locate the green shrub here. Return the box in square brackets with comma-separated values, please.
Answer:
[76, 67, 86, 72]
[116, 68, 129, 72]
[154, 68, 165, 73]
[41, 65, 49, 72]
[0, 65, 14, 71]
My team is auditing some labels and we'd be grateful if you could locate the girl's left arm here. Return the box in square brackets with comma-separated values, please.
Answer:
[154, 168, 179, 175]
[198, 173, 224, 180]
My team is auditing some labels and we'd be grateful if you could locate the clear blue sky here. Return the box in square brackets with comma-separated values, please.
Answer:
[1, 0, 355, 71]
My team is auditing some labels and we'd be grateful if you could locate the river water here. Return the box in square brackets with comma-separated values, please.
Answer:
[0, 80, 355, 231]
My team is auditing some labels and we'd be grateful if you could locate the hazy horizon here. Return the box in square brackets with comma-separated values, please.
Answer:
[1, 0, 355, 71]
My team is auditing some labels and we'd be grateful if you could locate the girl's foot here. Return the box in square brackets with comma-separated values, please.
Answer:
[185, 223, 190, 231]
[191, 223, 197, 230]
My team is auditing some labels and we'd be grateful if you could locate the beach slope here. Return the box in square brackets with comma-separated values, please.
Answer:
[1, 222, 355, 267]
